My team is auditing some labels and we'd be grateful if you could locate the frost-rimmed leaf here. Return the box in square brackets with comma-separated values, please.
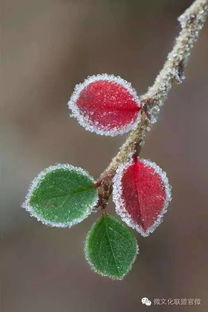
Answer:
[22, 164, 98, 227]
[113, 158, 172, 237]
[85, 214, 138, 280]
[68, 74, 141, 136]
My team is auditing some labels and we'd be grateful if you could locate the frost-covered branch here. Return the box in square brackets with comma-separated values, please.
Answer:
[22, 0, 208, 280]
[97, 0, 208, 209]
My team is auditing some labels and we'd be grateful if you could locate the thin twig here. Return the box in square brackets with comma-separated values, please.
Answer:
[96, 0, 208, 209]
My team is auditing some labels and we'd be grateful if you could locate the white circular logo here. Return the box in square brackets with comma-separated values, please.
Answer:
[141, 297, 152, 306]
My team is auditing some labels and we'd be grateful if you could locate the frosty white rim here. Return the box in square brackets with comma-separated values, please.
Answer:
[68, 74, 142, 136]
[112, 158, 172, 237]
[22, 163, 98, 228]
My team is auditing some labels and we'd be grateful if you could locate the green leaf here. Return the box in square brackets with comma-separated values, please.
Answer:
[85, 214, 138, 279]
[23, 164, 98, 227]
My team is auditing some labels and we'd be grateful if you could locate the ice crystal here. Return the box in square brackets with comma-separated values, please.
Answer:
[112, 157, 172, 237]
[22, 164, 98, 228]
[68, 74, 141, 136]
[84, 214, 138, 279]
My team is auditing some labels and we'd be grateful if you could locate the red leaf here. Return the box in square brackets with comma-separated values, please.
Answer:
[113, 157, 171, 236]
[68, 74, 141, 136]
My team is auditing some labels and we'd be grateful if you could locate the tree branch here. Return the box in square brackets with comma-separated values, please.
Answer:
[96, 0, 208, 210]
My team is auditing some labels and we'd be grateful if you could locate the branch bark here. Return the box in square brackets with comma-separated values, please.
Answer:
[96, 0, 208, 210]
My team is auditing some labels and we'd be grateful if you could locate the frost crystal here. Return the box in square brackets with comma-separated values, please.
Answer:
[22, 164, 98, 228]
[112, 157, 172, 237]
[68, 74, 141, 136]
[84, 214, 138, 280]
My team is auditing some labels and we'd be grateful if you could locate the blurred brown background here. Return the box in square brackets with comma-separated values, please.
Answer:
[1, 0, 208, 311]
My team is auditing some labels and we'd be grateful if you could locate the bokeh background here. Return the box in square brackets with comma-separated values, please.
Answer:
[1, 0, 208, 311]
